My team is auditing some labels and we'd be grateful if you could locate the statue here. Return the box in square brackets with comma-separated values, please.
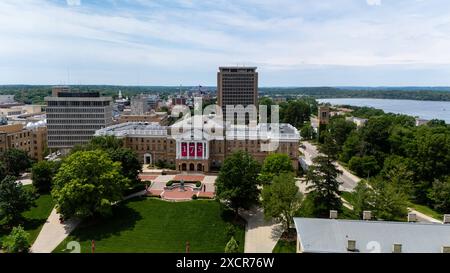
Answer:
[179, 179, 185, 192]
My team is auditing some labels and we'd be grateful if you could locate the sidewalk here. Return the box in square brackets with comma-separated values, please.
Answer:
[241, 207, 282, 253]
[30, 208, 80, 253]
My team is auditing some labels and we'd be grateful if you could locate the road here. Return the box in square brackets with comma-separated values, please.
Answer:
[299, 141, 360, 192]
[16, 172, 33, 186]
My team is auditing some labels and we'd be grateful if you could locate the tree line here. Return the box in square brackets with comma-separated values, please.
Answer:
[260, 87, 450, 101]
[0, 85, 212, 104]
[321, 106, 450, 218]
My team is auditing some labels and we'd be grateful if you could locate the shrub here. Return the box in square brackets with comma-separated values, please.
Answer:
[197, 196, 214, 200]
[2, 226, 30, 253]
[142, 180, 152, 187]
[195, 181, 202, 188]
[192, 195, 198, 200]
[225, 223, 236, 237]
[225, 236, 240, 253]
[155, 160, 176, 170]
[166, 181, 174, 187]
[123, 183, 146, 196]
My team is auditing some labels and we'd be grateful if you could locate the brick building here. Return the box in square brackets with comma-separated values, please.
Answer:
[95, 115, 300, 172]
[0, 123, 48, 161]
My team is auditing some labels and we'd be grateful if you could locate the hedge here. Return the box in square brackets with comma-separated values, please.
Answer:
[166, 180, 202, 187]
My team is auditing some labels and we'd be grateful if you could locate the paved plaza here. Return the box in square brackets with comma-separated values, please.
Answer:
[139, 173, 216, 201]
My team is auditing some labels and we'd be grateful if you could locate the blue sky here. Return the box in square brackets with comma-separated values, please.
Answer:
[1, 0, 450, 86]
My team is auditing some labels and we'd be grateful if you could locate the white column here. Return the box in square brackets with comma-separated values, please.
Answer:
[187, 142, 192, 159]
[188, 141, 191, 160]
[195, 141, 198, 160]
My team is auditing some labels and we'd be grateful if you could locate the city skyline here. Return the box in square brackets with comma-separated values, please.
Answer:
[1, 0, 450, 86]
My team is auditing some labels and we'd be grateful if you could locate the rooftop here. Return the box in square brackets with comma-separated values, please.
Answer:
[95, 122, 168, 137]
[219, 66, 257, 72]
[57, 92, 100, 98]
[45, 95, 112, 101]
[294, 217, 450, 253]
[226, 123, 299, 140]
[95, 115, 300, 141]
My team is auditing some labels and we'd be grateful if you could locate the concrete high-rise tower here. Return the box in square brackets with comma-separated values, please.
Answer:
[217, 66, 258, 123]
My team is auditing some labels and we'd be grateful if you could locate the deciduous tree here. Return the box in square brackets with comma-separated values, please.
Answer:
[349, 180, 375, 218]
[31, 160, 61, 193]
[73, 136, 142, 183]
[262, 173, 302, 231]
[328, 117, 356, 149]
[0, 176, 36, 225]
[259, 153, 294, 184]
[216, 151, 261, 216]
[0, 148, 32, 176]
[51, 150, 130, 219]
[371, 179, 408, 221]
[348, 155, 380, 178]
[349, 179, 408, 221]
[429, 176, 450, 213]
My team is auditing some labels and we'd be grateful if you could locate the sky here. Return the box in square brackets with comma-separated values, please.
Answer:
[1, 0, 450, 86]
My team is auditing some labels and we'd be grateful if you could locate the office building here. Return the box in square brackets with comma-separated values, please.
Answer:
[45, 91, 112, 151]
[51, 86, 70, 97]
[147, 95, 160, 110]
[172, 96, 187, 106]
[0, 95, 15, 105]
[0, 106, 24, 117]
[130, 94, 150, 115]
[217, 66, 258, 122]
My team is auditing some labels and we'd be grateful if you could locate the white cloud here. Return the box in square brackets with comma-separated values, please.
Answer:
[366, 0, 381, 6]
[66, 0, 81, 6]
[0, 0, 450, 85]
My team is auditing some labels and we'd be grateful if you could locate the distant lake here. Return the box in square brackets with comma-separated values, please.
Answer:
[317, 98, 450, 123]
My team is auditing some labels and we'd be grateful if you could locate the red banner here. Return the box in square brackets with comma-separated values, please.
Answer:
[181, 142, 187, 157]
[189, 143, 195, 157]
[197, 143, 203, 157]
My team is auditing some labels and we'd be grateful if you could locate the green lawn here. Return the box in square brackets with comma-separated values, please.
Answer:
[54, 197, 245, 253]
[272, 239, 296, 253]
[408, 202, 442, 221]
[0, 186, 55, 245]
[21, 193, 54, 243]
